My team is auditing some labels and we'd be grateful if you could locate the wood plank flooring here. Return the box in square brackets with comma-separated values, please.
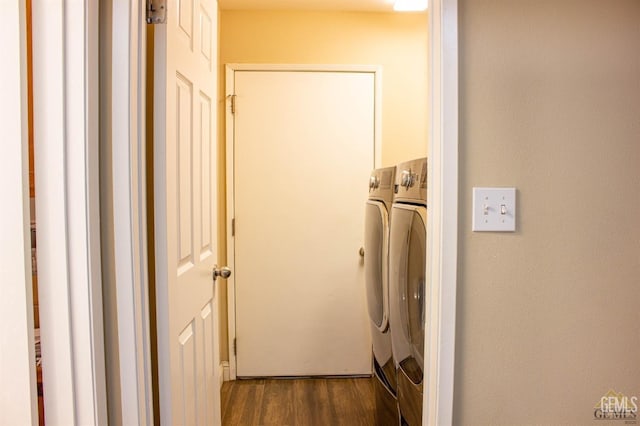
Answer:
[221, 377, 376, 426]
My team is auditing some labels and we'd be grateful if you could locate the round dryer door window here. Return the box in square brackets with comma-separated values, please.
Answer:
[405, 209, 426, 367]
[389, 204, 427, 385]
[364, 200, 389, 331]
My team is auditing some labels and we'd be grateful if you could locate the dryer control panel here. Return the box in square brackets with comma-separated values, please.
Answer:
[393, 157, 427, 204]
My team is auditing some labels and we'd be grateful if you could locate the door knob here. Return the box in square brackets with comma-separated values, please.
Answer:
[212, 265, 232, 281]
[359, 247, 365, 257]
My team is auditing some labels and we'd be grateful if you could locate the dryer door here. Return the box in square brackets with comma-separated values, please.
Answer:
[364, 200, 390, 331]
[389, 203, 427, 385]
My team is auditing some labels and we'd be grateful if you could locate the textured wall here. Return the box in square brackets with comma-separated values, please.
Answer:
[455, 0, 640, 424]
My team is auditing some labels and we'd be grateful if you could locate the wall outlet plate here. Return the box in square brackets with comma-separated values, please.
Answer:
[472, 187, 516, 232]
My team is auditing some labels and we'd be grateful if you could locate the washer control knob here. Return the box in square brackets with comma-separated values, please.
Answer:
[401, 170, 414, 189]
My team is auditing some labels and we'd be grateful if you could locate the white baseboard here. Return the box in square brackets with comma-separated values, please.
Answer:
[218, 362, 227, 388]
[221, 361, 230, 382]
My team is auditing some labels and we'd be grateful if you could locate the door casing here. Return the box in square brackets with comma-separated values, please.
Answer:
[1, 2, 38, 423]
[425, 1, 459, 424]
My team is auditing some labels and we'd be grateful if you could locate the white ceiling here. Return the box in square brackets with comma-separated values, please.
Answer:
[218, 0, 400, 12]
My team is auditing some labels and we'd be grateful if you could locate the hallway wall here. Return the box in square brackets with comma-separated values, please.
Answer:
[455, 0, 640, 423]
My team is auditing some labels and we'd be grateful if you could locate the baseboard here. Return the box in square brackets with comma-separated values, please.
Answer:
[218, 362, 227, 388]
[221, 361, 230, 383]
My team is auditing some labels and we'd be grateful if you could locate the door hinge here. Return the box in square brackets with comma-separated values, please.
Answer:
[230, 94, 237, 114]
[233, 337, 237, 356]
[146, 0, 167, 24]
[231, 218, 235, 237]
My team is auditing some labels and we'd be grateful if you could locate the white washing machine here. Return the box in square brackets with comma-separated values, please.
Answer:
[364, 166, 399, 425]
[389, 157, 428, 426]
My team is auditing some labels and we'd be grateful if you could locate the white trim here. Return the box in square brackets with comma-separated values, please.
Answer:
[224, 66, 237, 380]
[222, 361, 231, 382]
[33, 2, 75, 420]
[32, 0, 107, 424]
[219, 363, 227, 387]
[224, 64, 382, 379]
[226, 63, 383, 75]
[425, 1, 458, 425]
[373, 67, 383, 168]
[0, 1, 37, 423]
[110, 0, 154, 424]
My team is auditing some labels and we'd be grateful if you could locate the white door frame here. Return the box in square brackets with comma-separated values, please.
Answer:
[224, 63, 383, 380]
[30, 1, 108, 424]
[425, 0, 458, 425]
[108, 1, 155, 424]
[30, 1, 155, 424]
[0, 2, 37, 424]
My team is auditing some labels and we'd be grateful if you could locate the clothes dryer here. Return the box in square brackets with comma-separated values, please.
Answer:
[364, 166, 399, 425]
[389, 157, 428, 426]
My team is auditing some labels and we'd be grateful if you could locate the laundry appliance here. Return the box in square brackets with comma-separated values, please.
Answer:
[389, 157, 428, 426]
[364, 166, 399, 425]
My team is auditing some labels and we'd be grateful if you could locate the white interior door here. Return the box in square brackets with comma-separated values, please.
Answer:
[231, 69, 376, 377]
[154, 0, 221, 424]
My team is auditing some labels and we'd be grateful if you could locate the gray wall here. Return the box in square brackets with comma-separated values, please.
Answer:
[455, 0, 640, 424]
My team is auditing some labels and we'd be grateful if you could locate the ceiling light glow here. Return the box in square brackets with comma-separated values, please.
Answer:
[393, 0, 428, 11]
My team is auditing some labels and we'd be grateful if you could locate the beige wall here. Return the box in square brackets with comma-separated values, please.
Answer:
[219, 10, 429, 167]
[217, 10, 429, 360]
[455, 0, 640, 424]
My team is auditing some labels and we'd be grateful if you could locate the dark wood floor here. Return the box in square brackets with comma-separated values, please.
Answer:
[221, 377, 376, 426]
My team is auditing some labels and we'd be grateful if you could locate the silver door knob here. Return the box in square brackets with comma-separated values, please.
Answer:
[212, 265, 232, 281]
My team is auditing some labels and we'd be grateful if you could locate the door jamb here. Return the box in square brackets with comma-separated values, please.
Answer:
[31, 0, 107, 423]
[1, 2, 37, 423]
[224, 64, 383, 380]
[108, 1, 155, 424]
[425, 0, 459, 425]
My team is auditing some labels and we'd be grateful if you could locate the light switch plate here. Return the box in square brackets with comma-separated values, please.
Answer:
[472, 187, 516, 232]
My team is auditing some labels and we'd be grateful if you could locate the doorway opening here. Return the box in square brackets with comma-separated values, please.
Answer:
[215, 7, 432, 425]
[219, 8, 429, 383]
